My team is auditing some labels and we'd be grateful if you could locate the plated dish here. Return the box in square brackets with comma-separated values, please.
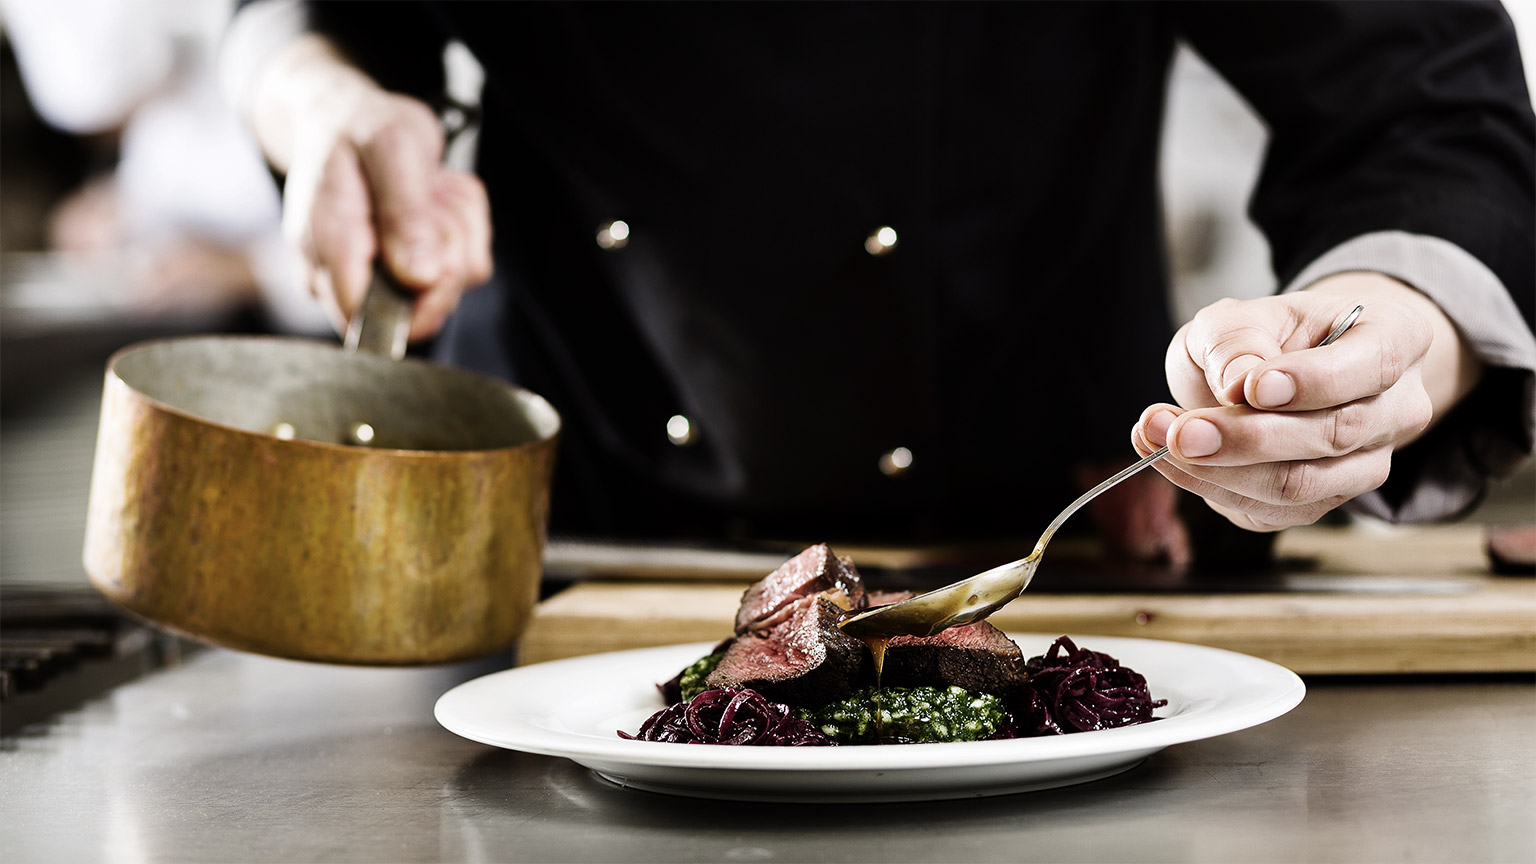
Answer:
[434, 633, 1305, 802]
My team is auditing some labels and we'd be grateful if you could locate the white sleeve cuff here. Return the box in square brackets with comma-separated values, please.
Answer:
[1281, 230, 1536, 522]
[218, 0, 309, 122]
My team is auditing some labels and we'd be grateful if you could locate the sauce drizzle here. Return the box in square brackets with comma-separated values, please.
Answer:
[867, 636, 888, 741]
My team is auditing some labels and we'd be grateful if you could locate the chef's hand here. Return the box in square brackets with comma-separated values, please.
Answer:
[1132, 273, 1482, 531]
[246, 35, 491, 340]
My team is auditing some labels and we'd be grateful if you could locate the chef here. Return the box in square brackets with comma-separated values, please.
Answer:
[222, 1, 1535, 564]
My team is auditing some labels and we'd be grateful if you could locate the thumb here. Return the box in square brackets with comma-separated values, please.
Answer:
[1182, 301, 1287, 406]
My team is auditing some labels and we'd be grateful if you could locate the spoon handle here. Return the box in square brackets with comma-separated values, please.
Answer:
[1034, 447, 1168, 551]
[1035, 303, 1364, 552]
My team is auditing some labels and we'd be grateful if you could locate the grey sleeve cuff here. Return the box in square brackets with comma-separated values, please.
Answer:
[218, 0, 309, 121]
[1281, 231, 1536, 523]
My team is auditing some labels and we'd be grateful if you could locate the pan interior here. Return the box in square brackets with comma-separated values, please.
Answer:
[112, 337, 559, 452]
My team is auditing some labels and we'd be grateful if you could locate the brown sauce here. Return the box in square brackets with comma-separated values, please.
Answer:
[866, 635, 888, 741]
[867, 635, 889, 689]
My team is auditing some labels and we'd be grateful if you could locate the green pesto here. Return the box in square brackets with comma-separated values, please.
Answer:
[678, 652, 725, 702]
[797, 686, 1006, 744]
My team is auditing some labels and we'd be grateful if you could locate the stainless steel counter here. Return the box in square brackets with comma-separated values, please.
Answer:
[2, 648, 1531, 864]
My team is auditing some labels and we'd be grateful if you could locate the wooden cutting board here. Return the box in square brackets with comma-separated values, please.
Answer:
[519, 524, 1536, 674]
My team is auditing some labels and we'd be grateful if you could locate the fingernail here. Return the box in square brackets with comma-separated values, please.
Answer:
[1176, 418, 1221, 458]
[1253, 370, 1296, 408]
[1145, 410, 1176, 447]
[1222, 354, 1263, 390]
[388, 232, 439, 283]
[404, 241, 440, 282]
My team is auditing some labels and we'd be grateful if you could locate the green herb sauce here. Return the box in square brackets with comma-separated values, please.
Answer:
[677, 652, 725, 702]
[797, 686, 1006, 744]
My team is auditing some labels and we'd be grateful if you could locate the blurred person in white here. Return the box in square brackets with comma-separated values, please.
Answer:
[1, 0, 326, 333]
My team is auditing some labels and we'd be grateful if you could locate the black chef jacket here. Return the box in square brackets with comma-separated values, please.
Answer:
[293, 1, 1535, 542]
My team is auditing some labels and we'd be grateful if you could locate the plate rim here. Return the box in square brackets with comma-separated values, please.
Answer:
[435, 633, 1306, 773]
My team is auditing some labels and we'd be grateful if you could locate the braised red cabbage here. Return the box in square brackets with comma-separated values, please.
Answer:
[1012, 636, 1167, 735]
[619, 687, 834, 746]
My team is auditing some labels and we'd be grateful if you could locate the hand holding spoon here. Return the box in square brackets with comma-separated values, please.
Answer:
[839, 304, 1365, 640]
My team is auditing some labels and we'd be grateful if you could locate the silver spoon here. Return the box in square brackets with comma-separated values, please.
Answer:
[839, 304, 1365, 640]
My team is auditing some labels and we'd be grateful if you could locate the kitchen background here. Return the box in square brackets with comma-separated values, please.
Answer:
[2, 1, 1532, 732]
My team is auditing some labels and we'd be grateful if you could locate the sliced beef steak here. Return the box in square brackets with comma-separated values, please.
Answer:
[703, 547, 1024, 707]
[708, 591, 868, 707]
[861, 589, 916, 609]
[734, 543, 864, 635]
[880, 620, 1029, 694]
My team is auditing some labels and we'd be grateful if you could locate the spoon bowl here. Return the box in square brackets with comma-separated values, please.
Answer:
[838, 449, 1161, 640]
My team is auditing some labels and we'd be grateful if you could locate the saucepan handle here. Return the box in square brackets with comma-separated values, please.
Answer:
[343, 263, 414, 360]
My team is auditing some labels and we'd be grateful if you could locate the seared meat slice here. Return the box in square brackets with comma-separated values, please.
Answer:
[708, 591, 868, 707]
[880, 620, 1029, 695]
[658, 637, 735, 705]
[861, 589, 916, 609]
[734, 543, 864, 635]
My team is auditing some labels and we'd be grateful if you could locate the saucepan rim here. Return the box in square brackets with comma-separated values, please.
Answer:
[103, 333, 561, 458]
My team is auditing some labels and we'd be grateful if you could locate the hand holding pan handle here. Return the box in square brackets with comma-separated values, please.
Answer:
[344, 91, 483, 361]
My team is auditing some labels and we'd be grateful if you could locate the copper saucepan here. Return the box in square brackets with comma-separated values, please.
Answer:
[83, 274, 560, 664]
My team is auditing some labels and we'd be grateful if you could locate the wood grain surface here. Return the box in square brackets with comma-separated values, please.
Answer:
[521, 525, 1536, 673]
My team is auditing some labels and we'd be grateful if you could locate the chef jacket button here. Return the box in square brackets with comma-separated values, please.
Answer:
[666, 414, 697, 446]
[596, 220, 630, 250]
[864, 225, 898, 256]
[878, 446, 913, 477]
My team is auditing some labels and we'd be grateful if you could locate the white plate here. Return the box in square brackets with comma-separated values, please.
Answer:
[434, 633, 1304, 802]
